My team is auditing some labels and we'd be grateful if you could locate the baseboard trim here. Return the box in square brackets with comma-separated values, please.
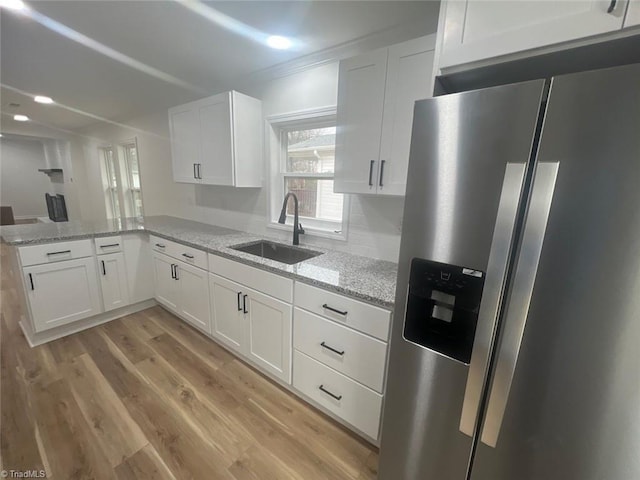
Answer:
[21, 298, 157, 347]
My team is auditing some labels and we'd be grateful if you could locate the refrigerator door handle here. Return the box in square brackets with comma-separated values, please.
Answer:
[459, 163, 527, 437]
[480, 161, 559, 448]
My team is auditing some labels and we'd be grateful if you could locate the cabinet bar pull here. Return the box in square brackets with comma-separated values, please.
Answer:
[320, 341, 345, 356]
[155, 243, 165, 248]
[193, 163, 197, 179]
[170, 264, 176, 279]
[607, 0, 616, 13]
[319, 385, 342, 401]
[28, 273, 34, 290]
[101, 260, 106, 276]
[237, 292, 243, 311]
[322, 304, 348, 316]
[182, 253, 194, 259]
[379, 159, 386, 187]
[197, 164, 202, 179]
[100, 243, 120, 248]
[368, 160, 375, 186]
[174, 264, 179, 280]
[243, 294, 248, 314]
[46, 250, 71, 256]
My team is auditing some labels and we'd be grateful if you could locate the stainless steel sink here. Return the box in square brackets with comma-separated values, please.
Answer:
[231, 240, 322, 265]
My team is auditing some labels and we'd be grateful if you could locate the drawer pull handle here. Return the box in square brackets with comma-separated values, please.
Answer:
[155, 243, 166, 248]
[28, 273, 34, 290]
[237, 292, 243, 311]
[46, 250, 71, 256]
[320, 341, 345, 356]
[182, 253, 194, 259]
[100, 243, 120, 248]
[243, 294, 248, 314]
[319, 385, 342, 401]
[322, 304, 348, 316]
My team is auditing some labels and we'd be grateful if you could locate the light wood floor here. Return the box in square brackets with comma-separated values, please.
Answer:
[0, 244, 378, 479]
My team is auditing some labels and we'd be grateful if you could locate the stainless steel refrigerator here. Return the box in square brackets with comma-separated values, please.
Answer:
[379, 63, 640, 480]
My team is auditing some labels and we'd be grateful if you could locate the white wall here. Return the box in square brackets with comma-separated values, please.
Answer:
[0, 137, 50, 219]
[76, 61, 404, 262]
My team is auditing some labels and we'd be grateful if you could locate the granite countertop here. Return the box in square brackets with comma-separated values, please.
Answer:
[1, 216, 398, 309]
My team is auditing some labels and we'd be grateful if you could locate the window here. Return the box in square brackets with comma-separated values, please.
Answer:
[121, 142, 144, 217]
[100, 146, 121, 219]
[99, 139, 144, 219]
[269, 109, 348, 238]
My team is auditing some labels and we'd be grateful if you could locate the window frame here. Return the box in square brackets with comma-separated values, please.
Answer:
[266, 107, 349, 241]
[99, 138, 144, 220]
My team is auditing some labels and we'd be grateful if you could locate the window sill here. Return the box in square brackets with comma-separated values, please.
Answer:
[267, 222, 347, 242]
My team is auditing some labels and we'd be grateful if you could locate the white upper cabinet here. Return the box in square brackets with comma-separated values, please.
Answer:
[168, 91, 262, 187]
[334, 36, 435, 196]
[334, 49, 388, 195]
[625, 0, 640, 26]
[438, 0, 631, 71]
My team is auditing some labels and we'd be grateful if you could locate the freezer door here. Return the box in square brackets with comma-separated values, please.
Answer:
[378, 80, 546, 480]
[471, 63, 640, 480]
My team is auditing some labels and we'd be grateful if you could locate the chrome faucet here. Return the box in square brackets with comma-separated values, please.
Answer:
[278, 193, 305, 245]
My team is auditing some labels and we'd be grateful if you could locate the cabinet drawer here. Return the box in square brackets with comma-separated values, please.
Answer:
[209, 254, 293, 303]
[294, 308, 387, 393]
[294, 283, 391, 341]
[293, 350, 383, 440]
[19, 239, 94, 267]
[149, 235, 208, 270]
[95, 235, 123, 254]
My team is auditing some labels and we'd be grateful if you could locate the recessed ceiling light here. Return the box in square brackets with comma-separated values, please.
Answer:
[34, 95, 54, 104]
[266, 35, 292, 50]
[14, 114, 29, 122]
[0, 0, 27, 11]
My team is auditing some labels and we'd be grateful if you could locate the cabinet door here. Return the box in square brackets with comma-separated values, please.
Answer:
[24, 258, 102, 332]
[176, 261, 211, 334]
[245, 287, 292, 383]
[98, 252, 131, 312]
[152, 253, 180, 312]
[624, 0, 640, 27]
[378, 38, 434, 196]
[169, 105, 199, 184]
[198, 93, 234, 186]
[209, 273, 245, 354]
[334, 48, 388, 194]
[123, 234, 154, 304]
[440, 0, 627, 70]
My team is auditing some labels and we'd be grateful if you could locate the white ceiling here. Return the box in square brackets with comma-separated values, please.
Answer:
[1, 1, 440, 133]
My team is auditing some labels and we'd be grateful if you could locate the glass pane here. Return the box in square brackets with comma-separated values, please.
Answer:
[105, 149, 118, 188]
[286, 127, 336, 173]
[110, 188, 120, 219]
[127, 145, 141, 189]
[132, 190, 143, 217]
[284, 178, 343, 222]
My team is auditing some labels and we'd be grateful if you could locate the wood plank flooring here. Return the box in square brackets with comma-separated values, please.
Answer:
[0, 244, 378, 479]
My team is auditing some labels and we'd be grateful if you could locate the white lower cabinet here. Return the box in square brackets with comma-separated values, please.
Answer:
[176, 261, 211, 333]
[210, 274, 245, 353]
[153, 251, 211, 334]
[24, 257, 102, 332]
[245, 287, 292, 383]
[152, 252, 180, 312]
[293, 350, 383, 440]
[208, 273, 292, 383]
[97, 252, 130, 312]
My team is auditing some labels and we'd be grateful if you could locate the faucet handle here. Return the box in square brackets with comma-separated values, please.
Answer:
[298, 223, 305, 235]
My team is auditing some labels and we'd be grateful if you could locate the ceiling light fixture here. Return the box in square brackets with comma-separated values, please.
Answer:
[14, 114, 29, 122]
[266, 35, 293, 50]
[0, 0, 27, 11]
[34, 95, 54, 104]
